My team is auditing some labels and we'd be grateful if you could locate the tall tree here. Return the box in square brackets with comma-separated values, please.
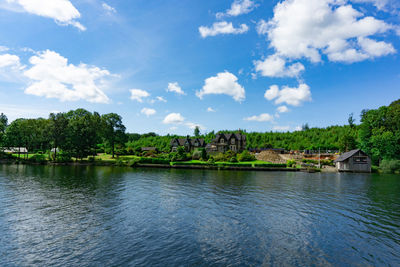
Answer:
[0, 113, 7, 148]
[101, 113, 126, 158]
[48, 113, 68, 161]
[348, 113, 355, 128]
[194, 126, 200, 137]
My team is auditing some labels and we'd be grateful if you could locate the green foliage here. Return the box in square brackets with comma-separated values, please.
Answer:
[207, 157, 215, 164]
[379, 159, 400, 174]
[28, 154, 47, 164]
[230, 157, 238, 163]
[254, 163, 287, 168]
[194, 126, 200, 137]
[287, 159, 296, 167]
[192, 149, 203, 160]
[359, 100, 400, 163]
[237, 150, 256, 162]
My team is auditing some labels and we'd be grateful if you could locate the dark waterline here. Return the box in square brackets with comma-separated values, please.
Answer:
[0, 164, 399, 266]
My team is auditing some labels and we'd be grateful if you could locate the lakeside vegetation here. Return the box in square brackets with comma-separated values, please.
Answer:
[0, 99, 399, 173]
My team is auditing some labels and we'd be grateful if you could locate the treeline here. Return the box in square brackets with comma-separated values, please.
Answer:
[0, 109, 126, 160]
[0, 99, 399, 165]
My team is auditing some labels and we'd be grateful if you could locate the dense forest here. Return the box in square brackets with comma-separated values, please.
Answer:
[0, 99, 399, 165]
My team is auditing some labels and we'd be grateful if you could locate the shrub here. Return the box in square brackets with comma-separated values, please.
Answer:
[218, 163, 252, 167]
[192, 149, 202, 160]
[29, 154, 47, 164]
[88, 156, 95, 162]
[207, 157, 215, 164]
[237, 150, 256, 162]
[286, 159, 296, 168]
[213, 153, 226, 162]
[230, 157, 238, 163]
[255, 163, 287, 168]
[380, 159, 400, 174]
[56, 151, 72, 162]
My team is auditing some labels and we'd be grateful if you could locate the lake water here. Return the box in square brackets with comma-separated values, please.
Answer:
[0, 164, 399, 266]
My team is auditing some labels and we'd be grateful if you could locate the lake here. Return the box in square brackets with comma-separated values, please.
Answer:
[0, 164, 399, 266]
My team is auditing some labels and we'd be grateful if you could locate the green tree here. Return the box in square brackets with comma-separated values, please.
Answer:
[48, 113, 68, 161]
[348, 113, 355, 128]
[101, 113, 126, 158]
[194, 126, 200, 137]
[0, 113, 7, 147]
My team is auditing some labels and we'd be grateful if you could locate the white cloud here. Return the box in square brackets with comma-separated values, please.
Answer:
[130, 89, 150, 103]
[265, 83, 312, 106]
[163, 113, 185, 124]
[166, 82, 185, 95]
[273, 125, 290, 131]
[294, 126, 302, 131]
[0, 53, 21, 68]
[196, 71, 245, 102]
[199, 21, 249, 38]
[277, 105, 289, 113]
[102, 2, 116, 13]
[5, 0, 85, 30]
[141, 108, 156, 117]
[216, 0, 256, 18]
[264, 0, 394, 63]
[254, 54, 304, 77]
[207, 107, 216, 112]
[244, 113, 274, 122]
[156, 96, 167, 102]
[256, 19, 268, 35]
[23, 50, 110, 103]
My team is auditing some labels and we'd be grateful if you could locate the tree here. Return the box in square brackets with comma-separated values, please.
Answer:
[194, 126, 200, 137]
[5, 119, 25, 158]
[48, 113, 68, 161]
[348, 113, 355, 128]
[101, 113, 126, 158]
[0, 113, 7, 147]
[302, 123, 310, 131]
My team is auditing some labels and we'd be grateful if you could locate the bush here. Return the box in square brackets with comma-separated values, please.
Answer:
[230, 157, 238, 163]
[286, 159, 296, 168]
[56, 151, 72, 162]
[192, 149, 202, 160]
[88, 156, 95, 162]
[207, 157, 215, 164]
[29, 154, 47, 164]
[213, 153, 226, 162]
[380, 159, 400, 174]
[255, 163, 287, 168]
[218, 163, 252, 167]
[237, 150, 256, 162]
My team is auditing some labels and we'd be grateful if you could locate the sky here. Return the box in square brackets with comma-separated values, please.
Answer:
[0, 0, 399, 135]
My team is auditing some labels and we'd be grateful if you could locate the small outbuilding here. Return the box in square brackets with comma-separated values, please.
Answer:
[334, 149, 371, 173]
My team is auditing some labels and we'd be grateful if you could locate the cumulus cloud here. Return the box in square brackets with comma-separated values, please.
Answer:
[244, 113, 274, 122]
[196, 71, 245, 102]
[185, 122, 206, 130]
[163, 113, 185, 124]
[207, 107, 216, 112]
[254, 54, 304, 77]
[352, 0, 389, 10]
[4, 0, 85, 30]
[23, 50, 110, 103]
[216, 0, 256, 18]
[199, 21, 249, 38]
[130, 89, 150, 102]
[0, 53, 21, 68]
[141, 108, 156, 117]
[256, 19, 268, 35]
[277, 105, 289, 113]
[264, 84, 312, 106]
[102, 2, 116, 13]
[166, 82, 185, 95]
[263, 0, 395, 63]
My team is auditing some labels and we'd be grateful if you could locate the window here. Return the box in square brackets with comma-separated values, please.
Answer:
[231, 139, 235, 144]
[220, 138, 225, 144]
[353, 156, 367, 164]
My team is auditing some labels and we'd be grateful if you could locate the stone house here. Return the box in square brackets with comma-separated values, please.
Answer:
[206, 133, 246, 154]
[170, 136, 205, 152]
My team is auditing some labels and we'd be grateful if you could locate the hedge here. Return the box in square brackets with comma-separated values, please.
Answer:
[254, 163, 287, 168]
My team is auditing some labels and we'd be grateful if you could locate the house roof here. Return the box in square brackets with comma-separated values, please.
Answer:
[212, 133, 246, 143]
[170, 137, 205, 146]
[334, 149, 364, 162]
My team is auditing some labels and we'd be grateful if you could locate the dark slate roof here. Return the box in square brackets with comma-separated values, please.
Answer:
[334, 149, 363, 162]
[170, 137, 205, 146]
[212, 133, 246, 142]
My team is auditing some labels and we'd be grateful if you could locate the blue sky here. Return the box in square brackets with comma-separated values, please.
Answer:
[0, 0, 399, 134]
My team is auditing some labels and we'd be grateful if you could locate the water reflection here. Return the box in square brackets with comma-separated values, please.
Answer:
[0, 165, 399, 266]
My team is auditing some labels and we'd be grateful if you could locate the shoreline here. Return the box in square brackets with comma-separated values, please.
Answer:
[0, 159, 311, 172]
